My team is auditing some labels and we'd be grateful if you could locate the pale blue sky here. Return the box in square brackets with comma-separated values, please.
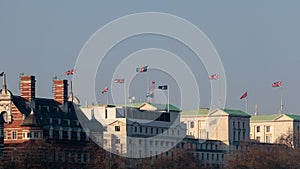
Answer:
[1, 1, 300, 115]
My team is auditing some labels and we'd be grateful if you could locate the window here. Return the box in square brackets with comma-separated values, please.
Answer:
[139, 139, 142, 145]
[34, 132, 39, 138]
[161, 141, 164, 146]
[150, 140, 153, 145]
[233, 121, 235, 128]
[12, 131, 17, 140]
[190, 121, 194, 128]
[217, 154, 219, 160]
[134, 126, 137, 133]
[115, 126, 120, 132]
[22, 132, 26, 139]
[105, 109, 107, 119]
[238, 132, 241, 141]
[156, 128, 159, 134]
[151, 128, 153, 134]
[256, 136, 261, 142]
[256, 126, 260, 132]
[243, 131, 245, 140]
[4, 131, 7, 140]
[206, 153, 209, 160]
[140, 127, 142, 133]
[115, 139, 120, 144]
[145, 127, 148, 133]
[266, 135, 271, 143]
[233, 131, 236, 141]
[243, 122, 245, 129]
[266, 126, 270, 132]
[238, 122, 240, 128]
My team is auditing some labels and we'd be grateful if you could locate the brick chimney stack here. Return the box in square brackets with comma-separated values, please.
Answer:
[20, 75, 36, 101]
[53, 79, 68, 105]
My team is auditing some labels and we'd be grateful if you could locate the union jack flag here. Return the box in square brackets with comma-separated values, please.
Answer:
[209, 74, 220, 80]
[272, 81, 282, 87]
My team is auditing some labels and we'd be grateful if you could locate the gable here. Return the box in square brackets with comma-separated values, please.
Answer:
[108, 120, 126, 126]
[139, 103, 157, 111]
[274, 114, 293, 121]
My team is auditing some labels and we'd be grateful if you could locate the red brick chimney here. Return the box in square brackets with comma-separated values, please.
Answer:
[20, 75, 36, 101]
[53, 79, 68, 105]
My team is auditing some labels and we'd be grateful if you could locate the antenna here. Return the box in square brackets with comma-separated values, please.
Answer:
[254, 104, 258, 116]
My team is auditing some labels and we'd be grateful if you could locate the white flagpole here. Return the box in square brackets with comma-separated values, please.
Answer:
[124, 80, 127, 118]
[245, 97, 248, 113]
[280, 86, 283, 114]
[167, 84, 169, 112]
[106, 91, 109, 105]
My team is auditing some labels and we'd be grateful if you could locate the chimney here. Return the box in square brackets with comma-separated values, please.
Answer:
[53, 79, 68, 105]
[20, 75, 36, 101]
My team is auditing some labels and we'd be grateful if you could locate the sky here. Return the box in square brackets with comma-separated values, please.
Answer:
[0, 1, 300, 115]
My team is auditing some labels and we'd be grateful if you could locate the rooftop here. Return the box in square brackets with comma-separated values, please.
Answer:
[251, 113, 300, 122]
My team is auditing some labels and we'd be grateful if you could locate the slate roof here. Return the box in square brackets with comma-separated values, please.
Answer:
[222, 109, 251, 117]
[11, 96, 89, 129]
[21, 109, 41, 127]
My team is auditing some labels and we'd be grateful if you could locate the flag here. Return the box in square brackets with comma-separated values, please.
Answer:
[209, 74, 220, 80]
[136, 66, 148, 73]
[65, 69, 76, 75]
[114, 79, 125, 83]
[240, 91, 248, 100]
[0, 72, 4, 76]
[146, 92, 154, 98]
[158, 85, 168, 90]
[272, 81, 282, 87]
[101, 86, 109, 94]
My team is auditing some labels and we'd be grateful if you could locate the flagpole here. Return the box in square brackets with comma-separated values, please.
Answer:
[167, 84, 169, 112]
[107, 91, 109, 105]
[124, 80, 127, 118]
[280, 86, 283, 114]
[245, 97, 248, 113]
[147, 71, 150, 103]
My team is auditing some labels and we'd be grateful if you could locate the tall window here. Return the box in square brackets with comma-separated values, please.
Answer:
[233, 131, 236, 141]
[266, 135, 271, 143]
[256, 136, 261, 142]
[12, 131, 17, 140]
[190, 121, 194, 128]
[266, 126, 270, 132]
[105, 109, 108, 119]
[233, 121, 235, 128]
[256, 126, 260, 132]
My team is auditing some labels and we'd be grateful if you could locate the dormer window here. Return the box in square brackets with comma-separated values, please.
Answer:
[77, 129, 81, 141]
[49, 127, 53, 139]
[68, 128, 72, 140]
[67, 120, 70, 125]
[49, 118, 53, 124]
[58, 118, 61, 125]
[59, 127, 63, 139]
